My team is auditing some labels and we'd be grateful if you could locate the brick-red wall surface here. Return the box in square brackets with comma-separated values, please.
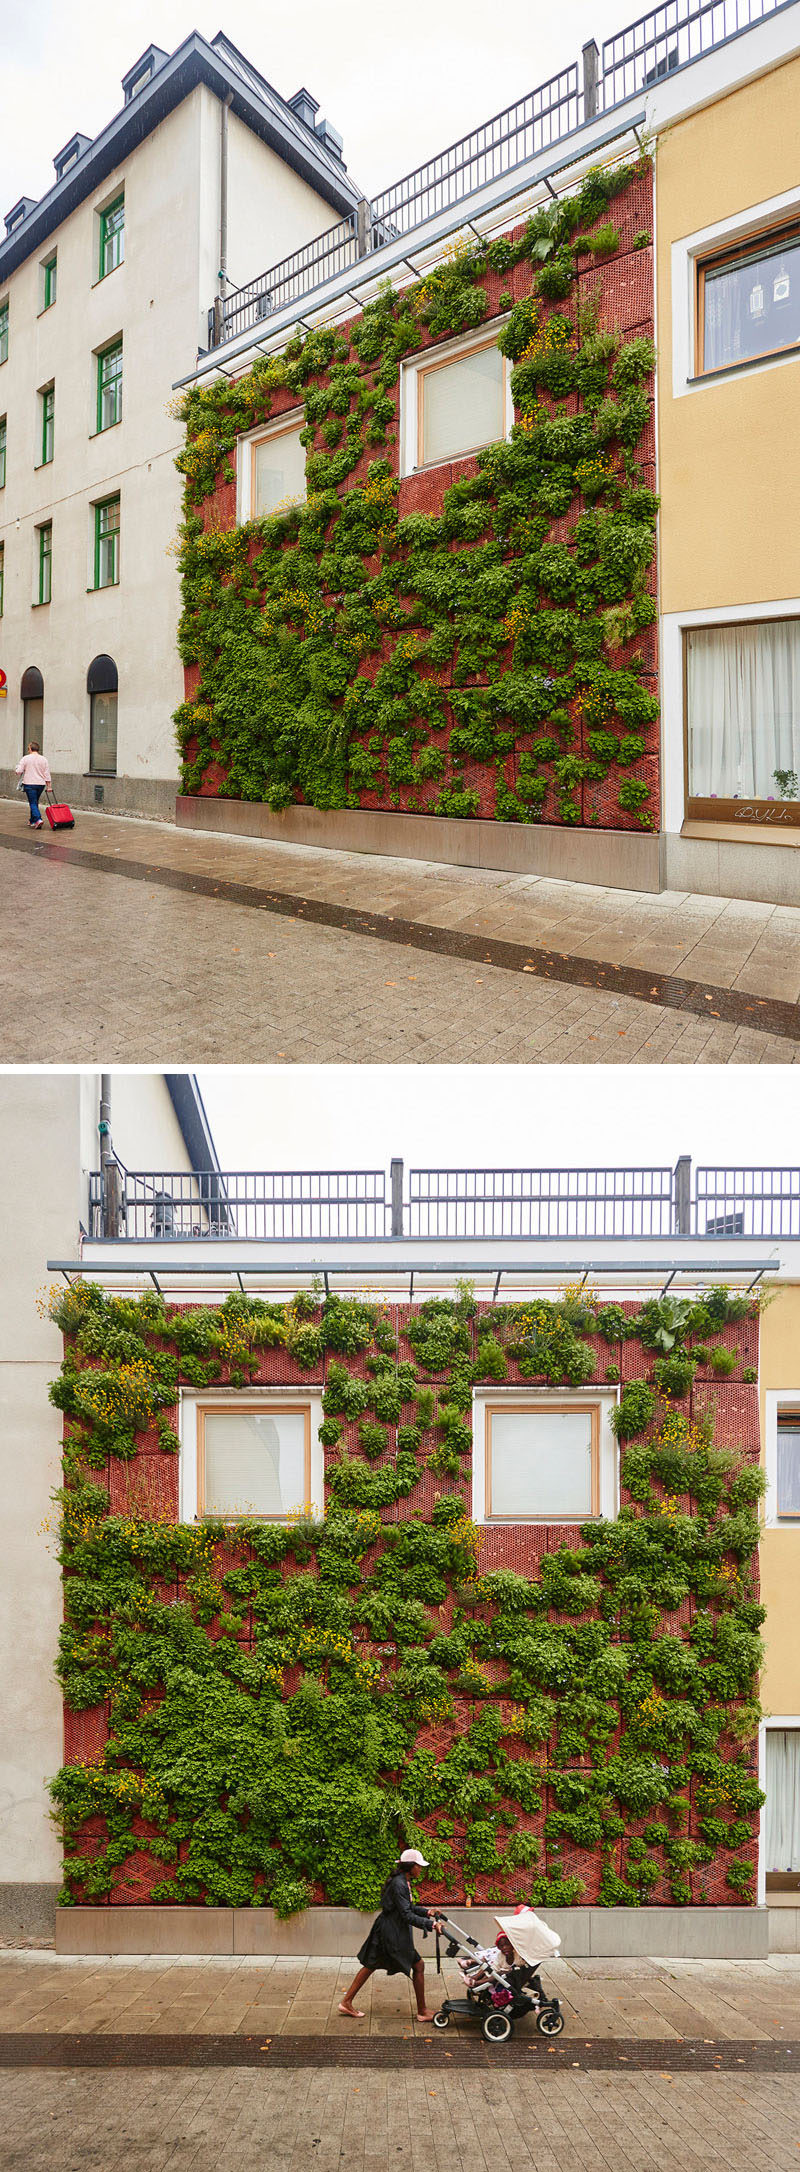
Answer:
[184, 170, 657, 834]
[60, 1294, 762, 1908]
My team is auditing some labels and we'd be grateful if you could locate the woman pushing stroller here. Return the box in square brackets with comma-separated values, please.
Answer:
[339, 1848, 445, 2021]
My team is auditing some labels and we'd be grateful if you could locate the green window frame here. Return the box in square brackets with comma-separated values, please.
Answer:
[0, 416, 6, 490]
[94, 496, 120, 589]
[43, 255, 57, 310]
[38, 523, 52, 606]
[41, 384, 54, 466]
[99, 195, 125, 279]
[0, 301, 8, 365]
[96, 341, 123, 432]
[0, 543, 4, 618]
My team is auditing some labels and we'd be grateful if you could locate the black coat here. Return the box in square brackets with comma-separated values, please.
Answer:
[357, 1870, 435, 1977]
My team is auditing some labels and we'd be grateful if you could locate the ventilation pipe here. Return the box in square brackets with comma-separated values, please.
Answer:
[99, 1073, 122, 1238]
[214, 91, 234, 344]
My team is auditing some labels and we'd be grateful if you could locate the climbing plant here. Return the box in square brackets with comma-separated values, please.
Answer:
[48, 1279, 765, 1914]
[173, 158, 660, 831]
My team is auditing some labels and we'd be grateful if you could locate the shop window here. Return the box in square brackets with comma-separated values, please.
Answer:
[88, 654, 118, 774]
[21, 666, 44, 749]
[698, 224, 800, 375]
[685, 618, 800, 823]
[765, 1729, 800, 1877]
[196, 1402, 313, 1520]
[483, 1401, 601, 1520]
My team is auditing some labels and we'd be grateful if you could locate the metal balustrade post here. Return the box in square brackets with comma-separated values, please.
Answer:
[356, 199, 372, 257]
[391, 1159, 404, 1238]
[674, 1155, 692, 1236]
[582, 39, 600, 119]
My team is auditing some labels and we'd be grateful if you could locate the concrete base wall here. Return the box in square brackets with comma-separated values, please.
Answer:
[665, 830, 800, 907]
[56, 1904, 770, 1959]
[175, 796, 666, 894]
[1, 776, 177, 824]
[0, 1884, 61, 1943]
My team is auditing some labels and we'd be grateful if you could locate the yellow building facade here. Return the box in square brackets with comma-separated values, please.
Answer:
[653, 24, 800, 904]
[758, 1281, 800, 1923]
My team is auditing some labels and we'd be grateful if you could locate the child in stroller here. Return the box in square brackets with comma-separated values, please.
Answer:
[433, 1906, 565, 2044]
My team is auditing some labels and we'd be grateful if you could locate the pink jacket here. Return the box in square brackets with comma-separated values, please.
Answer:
[16, 752, 51, 787]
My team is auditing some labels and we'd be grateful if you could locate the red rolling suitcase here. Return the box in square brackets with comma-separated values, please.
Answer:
[45, 794, 75, 830]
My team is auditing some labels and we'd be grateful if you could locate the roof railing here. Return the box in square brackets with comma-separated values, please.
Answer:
[209, 0, 792, 344]
[87, 1160, 800, 1243]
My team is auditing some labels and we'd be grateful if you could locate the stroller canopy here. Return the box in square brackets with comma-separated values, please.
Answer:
[495, 1909, 562, 1964]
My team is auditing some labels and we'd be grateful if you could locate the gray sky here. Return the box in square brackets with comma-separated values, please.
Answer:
[1, 0, 637, 225]
[195, 1065, 788, 1171]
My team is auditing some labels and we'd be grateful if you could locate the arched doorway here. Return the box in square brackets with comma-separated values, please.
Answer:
[20, 666, 44, 754]
[87, 653, 118, 774]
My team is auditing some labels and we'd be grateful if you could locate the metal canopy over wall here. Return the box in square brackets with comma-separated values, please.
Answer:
[49, 1257, 776, 1303]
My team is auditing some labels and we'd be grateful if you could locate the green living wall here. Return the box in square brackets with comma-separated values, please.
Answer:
[174, 156, 660, 831]
[49, 1282, 765, 1914]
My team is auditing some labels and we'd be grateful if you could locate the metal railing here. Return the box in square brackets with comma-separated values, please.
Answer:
[88, 1168, 392, 1242]
[210, 0, 792, 344]
[87, 1158, 800, 1243]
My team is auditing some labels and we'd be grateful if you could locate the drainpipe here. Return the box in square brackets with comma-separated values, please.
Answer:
[215, 92, 234, 346]
[99, 1073, 122, 1239]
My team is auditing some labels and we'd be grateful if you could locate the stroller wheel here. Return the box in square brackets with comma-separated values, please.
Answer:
[537, 2007, 564, 2037]
[482, 2010, 513, 2044]
[433, 2010, 450, 2030]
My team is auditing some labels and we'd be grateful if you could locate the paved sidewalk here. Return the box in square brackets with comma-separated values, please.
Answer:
[3, 1952, 800, 2041]
[1, 801, 799, 1062]
[2, 799, 800, 1002]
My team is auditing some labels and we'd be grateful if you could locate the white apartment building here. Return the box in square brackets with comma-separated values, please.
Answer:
[0, 33, 361, 818]
[0, 1071, 221, 1940]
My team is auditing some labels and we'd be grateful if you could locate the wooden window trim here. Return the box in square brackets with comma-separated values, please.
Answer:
[196, 1399, 311, 1521]
[696, 220, 800, 378]
[682, 615, 800, 829]
[485, 1399, 600, 1522]
[416, 333, 507, 473]
[250, 414, 305, 518]
[777, 1412, 800, 1520]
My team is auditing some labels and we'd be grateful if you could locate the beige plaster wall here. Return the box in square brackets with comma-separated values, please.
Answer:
[656, 50, 800, 613]
[760, 1284, 800, 1715]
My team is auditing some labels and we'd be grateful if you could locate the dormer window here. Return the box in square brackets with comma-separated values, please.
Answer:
[53, 135, 91, 183]
[121, 45, 168, 104]
[4, 197, 36, 237]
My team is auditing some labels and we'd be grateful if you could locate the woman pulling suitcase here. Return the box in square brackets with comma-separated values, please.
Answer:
[15, 742, 51, 829]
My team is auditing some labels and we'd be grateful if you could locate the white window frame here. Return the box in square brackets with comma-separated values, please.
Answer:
[660, 598, 800, 838]
[763, 1391, 800, 1525]
[236, 410, 306, 524]
[400, 320, 513, 479]
[672, 182, 800, 401]
[471, 1388, 618, 1525]
[758, 1715, 800, 1905]
[179, 1387, 324, 1522]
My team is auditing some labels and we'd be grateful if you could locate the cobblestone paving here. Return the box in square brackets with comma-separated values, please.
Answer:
[1, 843, 797, 1064]
[3, 2066, 800, 2171]
[4, 1955, 800, 2040]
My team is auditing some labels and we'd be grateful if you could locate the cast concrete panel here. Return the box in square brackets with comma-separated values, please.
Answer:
[176, 797, 665, 894]
[665, 832, 800, 907]
[56, 1904, 769, 1958]
[0, 1883, 59, 1942]
[768, 1908, 800, 1953]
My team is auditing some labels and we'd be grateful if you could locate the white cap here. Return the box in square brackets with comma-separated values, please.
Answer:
[399, 1848, 429, 1867]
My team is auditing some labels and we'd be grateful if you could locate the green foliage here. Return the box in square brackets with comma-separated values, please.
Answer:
[174, 162, 659, 833]
[49, 1284, 763, 1914]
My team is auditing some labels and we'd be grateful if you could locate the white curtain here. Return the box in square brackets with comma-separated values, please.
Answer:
[687, 620, 800, 801]
[766, 1730, 800, 1873]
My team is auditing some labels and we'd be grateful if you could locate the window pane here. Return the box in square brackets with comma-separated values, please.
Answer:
[96, 500, 120, 587]
[203, 1409, 307, 1517]
[90, 691, 118, 773]
[0, 545, 4, 617]
[687, 620, 800, 803]
[39, 527, 51, 605]
[766, 1730, 800, 1872]
[489, 1408, 594, 1518]
[704, 235, 800, 371]
[101, 199, 124, 277]
[43, 258, 57, 309]
[42, 388, 54, 464]
[0, 418, 6, 489]
[253, 426, 306, 516]
[98, 345, 122, 430]
[421, 343, 505, 466]
[778, 1423, 800, 1515]
[0, 305, 8, 364]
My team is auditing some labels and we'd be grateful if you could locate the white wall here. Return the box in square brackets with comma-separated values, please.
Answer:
[0, 1076, 83, 1888]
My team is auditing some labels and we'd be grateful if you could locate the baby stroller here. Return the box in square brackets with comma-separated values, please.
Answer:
[432, 1906, 565, 2045]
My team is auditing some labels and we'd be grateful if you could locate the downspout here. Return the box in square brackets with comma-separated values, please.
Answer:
[99, 1073, 121, 1239]
[214, 92, 234, 346]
